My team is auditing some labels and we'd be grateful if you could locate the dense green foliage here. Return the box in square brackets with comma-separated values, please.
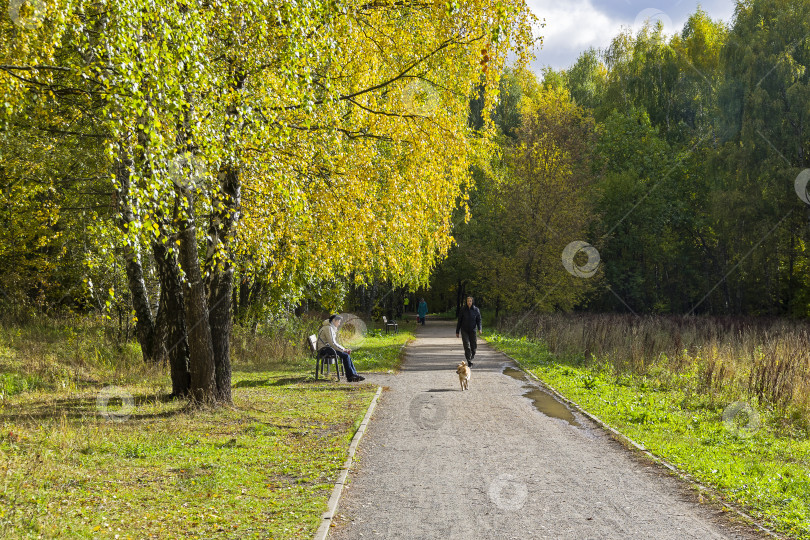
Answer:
[432, 1, 810, 317]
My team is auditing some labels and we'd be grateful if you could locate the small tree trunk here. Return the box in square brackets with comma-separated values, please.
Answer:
[205, 164, 240, 404]
[178, 190, 217, 404]
[115, 155, 156, 362]
[237, 276, 251, 323]
[124, 248, 156, 360]
[369, 281, 378, 319]
[154, 240, 191, 397]
[208, 269, 233, 403]
[204, 68, 244, 404]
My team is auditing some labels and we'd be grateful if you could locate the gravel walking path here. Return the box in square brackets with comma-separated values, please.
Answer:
[329, 321, 767, 540]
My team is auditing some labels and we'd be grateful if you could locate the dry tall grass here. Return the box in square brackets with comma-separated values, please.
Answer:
[231, 313, 324, 370]
[0, 310, 324, 400]
[499, 313, 810, 416]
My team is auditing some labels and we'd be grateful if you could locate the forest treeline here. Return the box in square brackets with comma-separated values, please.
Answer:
[0, 0, 535, 402]
[3, 0, 810, 403]
[431, 1, 810, 318]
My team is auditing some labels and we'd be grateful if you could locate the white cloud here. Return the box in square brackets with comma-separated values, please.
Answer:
[530, 0, 622, 47]
[524, 0, 737, 71]
[526, 0, 627, 70]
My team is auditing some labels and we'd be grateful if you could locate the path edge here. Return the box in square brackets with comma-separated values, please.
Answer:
[499, 349, 784, 540]
[313, 385, 383, 540]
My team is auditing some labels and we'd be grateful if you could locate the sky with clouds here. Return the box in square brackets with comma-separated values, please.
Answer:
[525, 0, 737, 72]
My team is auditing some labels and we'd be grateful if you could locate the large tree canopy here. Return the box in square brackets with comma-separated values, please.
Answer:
[1, 0, 537, 402]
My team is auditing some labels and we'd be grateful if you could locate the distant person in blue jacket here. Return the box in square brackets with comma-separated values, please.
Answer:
[455, 296, 481, 367]
[417, 298, 428, 325]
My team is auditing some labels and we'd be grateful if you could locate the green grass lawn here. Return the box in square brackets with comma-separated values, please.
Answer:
[349, 326, 412, 373]
[0, 322, 412, 539]
[487, 333, 810, 539]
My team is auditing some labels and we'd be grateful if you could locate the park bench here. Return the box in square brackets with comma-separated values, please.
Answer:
[382, 315, 398, 334]
[307, 334, 344, 381]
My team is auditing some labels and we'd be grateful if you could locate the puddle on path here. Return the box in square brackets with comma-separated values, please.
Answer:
[503, 367, 529, 383]
[503, 367, 580, 427]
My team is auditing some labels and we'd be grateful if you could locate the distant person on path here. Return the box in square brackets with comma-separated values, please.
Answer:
[417, 298, 428, 325]
[455, 296, 481, 367]
[318, 315, 365, 382]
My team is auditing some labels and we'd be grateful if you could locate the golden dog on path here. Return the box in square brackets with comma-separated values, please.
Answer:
[456, 362, 470, 391]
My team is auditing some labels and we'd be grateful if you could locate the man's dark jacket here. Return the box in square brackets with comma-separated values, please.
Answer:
[456, 305, 482, 333]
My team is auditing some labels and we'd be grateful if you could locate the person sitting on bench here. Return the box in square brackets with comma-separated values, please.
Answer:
[318, 314, 365, 382]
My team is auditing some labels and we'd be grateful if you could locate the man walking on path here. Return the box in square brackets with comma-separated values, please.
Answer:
[456, 295, 481, 366]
